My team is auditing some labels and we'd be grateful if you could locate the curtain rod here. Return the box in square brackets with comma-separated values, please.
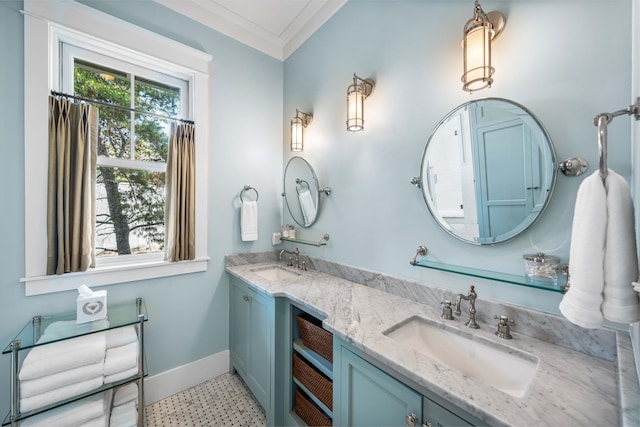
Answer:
[50, 90, 195, 125]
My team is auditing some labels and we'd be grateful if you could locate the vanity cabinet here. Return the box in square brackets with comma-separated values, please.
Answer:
[229, 276, 275, 424]
[334, 343, 421, 427]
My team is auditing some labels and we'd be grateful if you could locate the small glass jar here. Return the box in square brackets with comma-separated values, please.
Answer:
[523, 253, 560, 285]
[281, 225, 290, 238]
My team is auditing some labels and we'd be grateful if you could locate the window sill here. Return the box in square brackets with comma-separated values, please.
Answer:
[21, 257, 209, 296]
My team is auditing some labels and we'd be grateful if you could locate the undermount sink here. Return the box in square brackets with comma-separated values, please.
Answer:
[383, 316, 539, 398]
[251, 265, 301, 281]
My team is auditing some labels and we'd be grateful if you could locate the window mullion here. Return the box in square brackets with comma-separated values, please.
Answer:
[130, 73, 136, 161]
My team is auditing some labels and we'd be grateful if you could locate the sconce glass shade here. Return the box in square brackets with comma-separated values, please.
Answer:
[346, 74, 374, 132]
[461, 1, 505, 93]
[290, 110, 312, 152]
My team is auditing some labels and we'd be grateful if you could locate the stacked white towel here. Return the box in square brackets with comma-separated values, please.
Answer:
[104, 326, 139, 383]
[20, 390, 111, 427]
[297, 188, 317, 226]
[19, 332, 107, 412]
[241, 200, 258, 241]
[109, 383, 138, 427]
[560, 170, 640, 328]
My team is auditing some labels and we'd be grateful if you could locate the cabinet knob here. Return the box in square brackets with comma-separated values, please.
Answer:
[243, 295, 250, 302]
[405, 413, 418, 427]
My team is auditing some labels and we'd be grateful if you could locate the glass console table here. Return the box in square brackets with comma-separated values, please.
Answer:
[2, 298, 147, 426]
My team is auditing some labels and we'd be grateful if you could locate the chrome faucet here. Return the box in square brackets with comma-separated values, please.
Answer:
[278, 247, 299, 267]
[454, 285, 479, 329]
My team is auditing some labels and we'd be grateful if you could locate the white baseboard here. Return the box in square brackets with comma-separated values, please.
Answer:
[143, 350, 230, 405]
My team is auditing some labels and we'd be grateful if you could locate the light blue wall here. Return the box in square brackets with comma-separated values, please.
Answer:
[0, 0, 283, 417]
[282, 0, 633, 312]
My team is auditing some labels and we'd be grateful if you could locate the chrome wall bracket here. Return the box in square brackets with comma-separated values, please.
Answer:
[559, 157, 589, 177]
[409, 245, 428, 265]
[410, 176, 422, 188]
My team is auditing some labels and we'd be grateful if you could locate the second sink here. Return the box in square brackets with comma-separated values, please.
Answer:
[383, 316, 539, 398]
[251, 265, 301, 281]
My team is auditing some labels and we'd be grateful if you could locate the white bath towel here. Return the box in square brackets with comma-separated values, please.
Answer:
[104, 341, 138, 376]
[105, 326, 137, 349]
[20, 362, 104, 398]
[113, 383, 138, 407]
[241, 200, 258, 241]
[560, 170, 640, 328]
[105, 367, 138, 384]
[20, 391, 108, 427]
[298, 188, 317, 226]
[109, 400, 138, 427]
[20, 376, 104, 413]
[559, 172, 607, 329]
[20, 333, 107, 380]
[601, 172, 640, 323]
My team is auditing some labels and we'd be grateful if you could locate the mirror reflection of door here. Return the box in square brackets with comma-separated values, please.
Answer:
[419, 98, 557, 245]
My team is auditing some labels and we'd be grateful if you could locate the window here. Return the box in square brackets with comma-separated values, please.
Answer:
[65, 50, 188, 261]
[23, 0, 211, 295]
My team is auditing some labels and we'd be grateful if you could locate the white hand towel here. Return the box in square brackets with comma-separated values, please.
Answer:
[241, 200, 258, 241]
[20, 391, 107, 427]
[104, 341, 138, 376]
[109, 400, 138, 427]
[78, 415, 108, 427]
[105, 367, 138, 384]
[20, 362, 104, 398]
[20, 376, 104, 413]
[601, 171, 640, 323]
[105, 326, 137, 349]
[298, 188, 317, 226]
[20, 332, 106, 380]
[559, 172, 607, 329]
[113, 383, 138, 407]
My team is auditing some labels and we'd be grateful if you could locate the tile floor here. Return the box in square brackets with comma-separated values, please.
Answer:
[145, 373, 266, 426]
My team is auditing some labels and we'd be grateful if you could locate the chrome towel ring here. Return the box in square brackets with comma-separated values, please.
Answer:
[240, 185, 259, 202]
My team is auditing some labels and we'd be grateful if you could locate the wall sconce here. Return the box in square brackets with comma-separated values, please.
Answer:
[461, 0, 505, 93]
[346, 74, 375, 132]
[290, 109, 312, 151]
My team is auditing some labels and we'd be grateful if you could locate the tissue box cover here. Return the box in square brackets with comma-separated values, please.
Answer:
[77, 291, 107, 324]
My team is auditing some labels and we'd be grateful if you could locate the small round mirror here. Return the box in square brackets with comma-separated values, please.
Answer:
[284, 156, 321, 228]
[420, 98, 557, 244]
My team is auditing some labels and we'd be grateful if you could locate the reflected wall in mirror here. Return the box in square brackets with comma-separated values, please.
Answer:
[420, 98, 557, 244]
[284, 156, 322, 228]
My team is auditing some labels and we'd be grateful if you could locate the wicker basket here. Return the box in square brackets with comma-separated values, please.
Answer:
[295, 388, 332, 426]
[297, 315, 333, 362]
[293, 353, 333, 410]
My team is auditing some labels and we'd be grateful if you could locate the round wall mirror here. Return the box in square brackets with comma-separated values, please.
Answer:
[419, 98, 557, 245]
[283, 156, 322, 228]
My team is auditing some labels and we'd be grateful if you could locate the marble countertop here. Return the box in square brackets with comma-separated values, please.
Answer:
[226, 261, 619, 427]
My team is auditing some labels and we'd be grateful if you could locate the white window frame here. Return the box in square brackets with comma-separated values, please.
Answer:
[23, 0, 212, 296]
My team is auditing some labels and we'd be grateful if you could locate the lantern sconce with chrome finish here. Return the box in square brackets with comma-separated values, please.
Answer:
[461, 0, 506, 93]
[290, 109, 312, 152]
[346, 73, 375, 132]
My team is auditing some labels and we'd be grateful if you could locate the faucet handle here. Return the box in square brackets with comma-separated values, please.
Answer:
[440, 300, 454, 320]
[494, 315, 514, 339]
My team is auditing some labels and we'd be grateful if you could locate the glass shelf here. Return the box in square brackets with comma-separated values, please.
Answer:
[3, 299, 147, 354]
[412, 260, 567, 293]
[281, 233, 329, 247]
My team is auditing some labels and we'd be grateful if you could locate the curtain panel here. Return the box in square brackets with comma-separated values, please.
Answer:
[47, 96, 98, 275]
[165, 123, 196, 262]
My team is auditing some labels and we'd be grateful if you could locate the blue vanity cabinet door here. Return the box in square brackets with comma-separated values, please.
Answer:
[229, 277, 275, 424]
[334, 343, 422, 427]
[423, 397, 474, 427]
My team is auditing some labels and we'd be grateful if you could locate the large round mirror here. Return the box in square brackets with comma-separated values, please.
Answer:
[284, 156, 322, 228]
[420, 98, 557, 244]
